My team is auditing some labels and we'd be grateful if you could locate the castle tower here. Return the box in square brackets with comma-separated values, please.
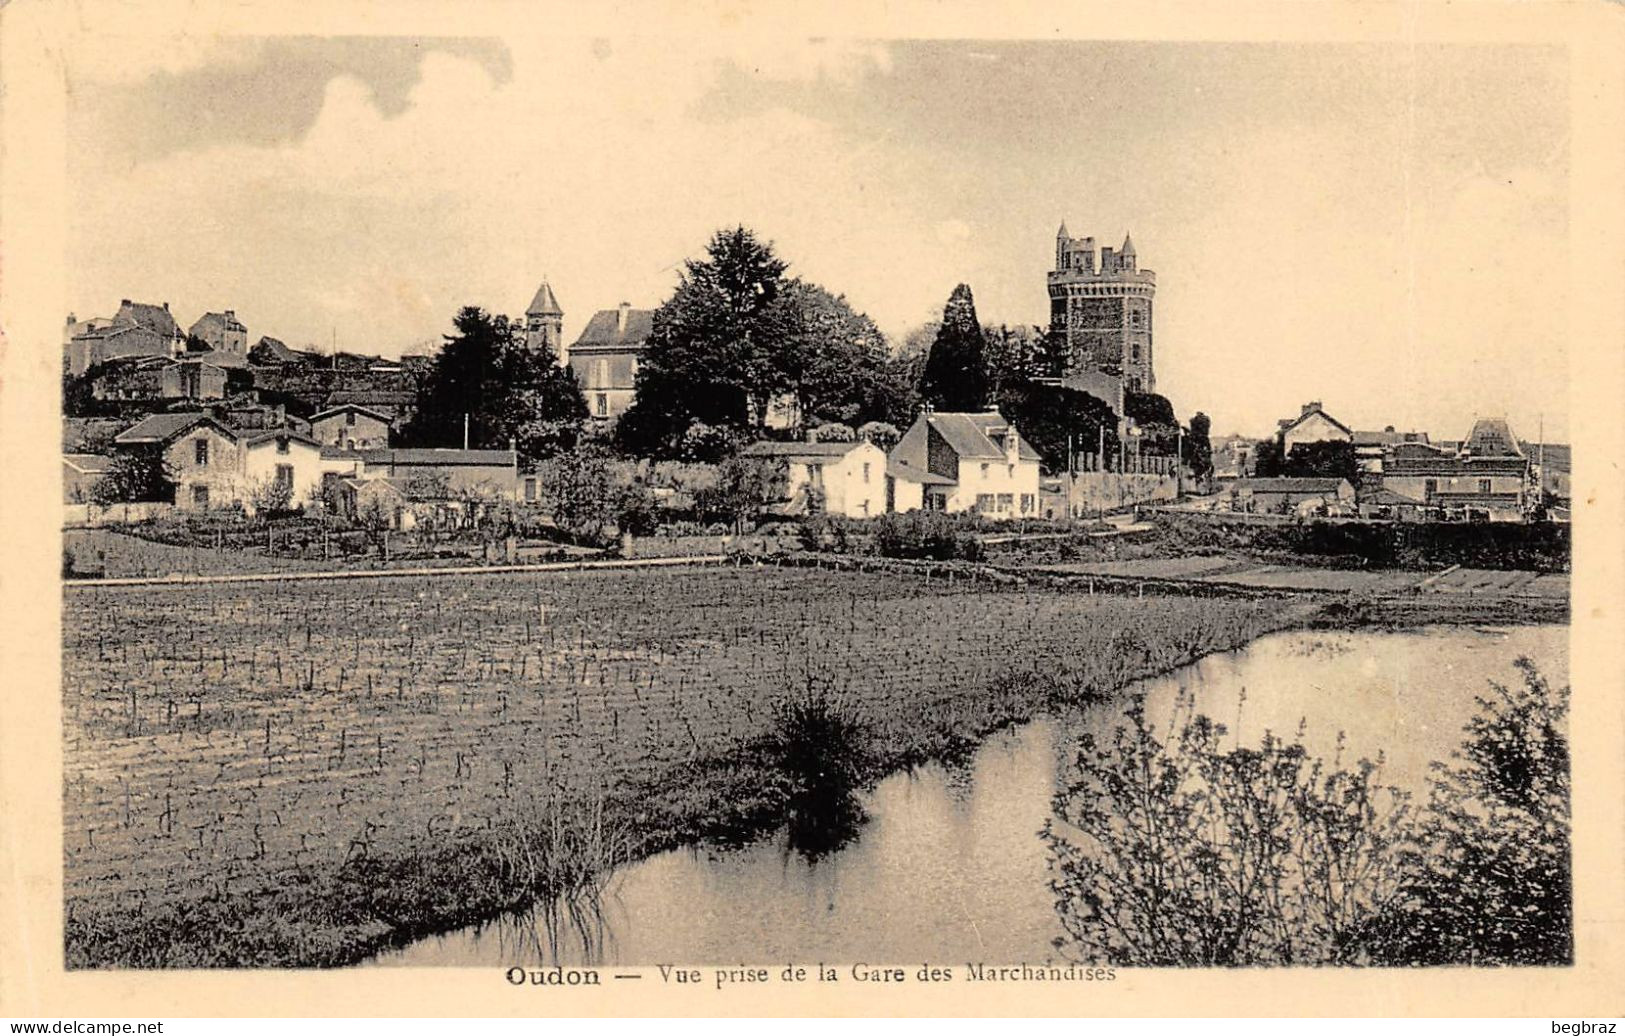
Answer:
[1047, 226, 1155, 393]
[525, 279, 565, 365]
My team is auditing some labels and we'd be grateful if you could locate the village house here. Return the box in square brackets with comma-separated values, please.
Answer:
[240, 430, 324, 513]
[740, 439, 889, 519]
[1351, 426, 1431, 475]
[1377, 418, 1531, 521]
[888, 410, 1042, 519]
[1222, 476, 1355, 517]
[568, 302, 651, 421]
[113, 412, 243, 512]
[65, 299, 188, 375]
[310, 403, 392, 451]
[1277, 401, 1353, 453]
[62, 454, 114, 504]
[336, 476, 417, 530]
[355, 447, 519, 500]
[186, 310, 249, 368]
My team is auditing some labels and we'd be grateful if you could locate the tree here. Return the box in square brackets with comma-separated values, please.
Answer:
[542, 446, 619, 543]
[89, 451, 172, 505]
[1250, 438, 1286, 478]
[919, 284, 989, 412]
[996, 381, 1119, 473]
[983, 323, 1045, 397]
[857, 420, 901, 452]
[1186, 412, 1214, 478]
[1284, 440, 1359, 482]
[807, 422, 855, 443]
[615, 227, 791, 456]
[695, 455, 787, 532]
[771, 280, 895, 429]
[1369, 659, 1571, 965]
[402, 306, 588, 463]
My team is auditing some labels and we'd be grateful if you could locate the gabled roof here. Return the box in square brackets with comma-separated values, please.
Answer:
[190, 311, 246, 335]
[1281, 404, 1352, 437]
[572, 308, 655, 349]
[113, 412, 236, 446]
[310, 403, 394, 425]
[527, 281, 562, 316]
[926, 411, 1042, 463]
[242, 430, 321, 450]
[116, 300, 182, 339]
[1465, 417, 1523, 458]
[1231, 477, 1349, 493]
[740, 440, 870, 460]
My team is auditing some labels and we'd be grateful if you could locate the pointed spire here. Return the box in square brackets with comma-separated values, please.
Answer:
[1057, 221, 1070, 239]
[1120, 232, 1135, 256]
[527, 279, 562, 317]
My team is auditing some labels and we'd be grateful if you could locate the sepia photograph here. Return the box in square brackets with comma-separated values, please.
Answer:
[4, 0, 1624, 1023]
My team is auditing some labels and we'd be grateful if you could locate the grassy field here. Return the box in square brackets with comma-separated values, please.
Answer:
[62, 564, 1302, 967]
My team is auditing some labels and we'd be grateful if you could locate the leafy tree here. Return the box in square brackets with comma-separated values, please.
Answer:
[807, 422, 855, 443]
[1186, 412, 1214, 478]
[772, 279, 894, 429]
[1250, 438, 1286, 478]
[919, 284, 989, 412]
[402, 306, 588, 463]
[1369, 658, 1571, 965]
[616, 227, 791, 455]
[542, 446, 618, 543]
[1284, 440, 1359, 482]
[695, 455, 786, 532]
[90, 450, 172, 505]
[983, 323, 1045, 397]
[857, 420, 901, 452]
[995, 381, 1119, 473]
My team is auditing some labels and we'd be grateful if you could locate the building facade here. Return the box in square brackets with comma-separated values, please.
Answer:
[889, 410, 1042, 519]
[569, 302, 652, 421]
[310, 403, 392, 451]
[740, 440, 889, 519]
[1047, 226, 1156, 393]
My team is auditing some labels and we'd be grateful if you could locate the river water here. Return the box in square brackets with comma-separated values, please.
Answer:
[373, 624, 1566, 967]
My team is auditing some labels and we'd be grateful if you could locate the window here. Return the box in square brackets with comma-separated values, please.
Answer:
[975, 493, 994, 513]
[1020, 493, 1035, 514]
[194, 438, 209, 466]
[595, 393, 608, 417]
[1008, 464, 1015, 478]
[275, 464, 294, 490]
[524, 477, 538, 503]
[276, 437, 289, 454]
[1424, 478, 1438, 499]
[1478, 478, 1492, 495]
[192, 484, 209, 508]
[980, 463, 990, 478]
[1131, 343, 1141, 361]
[997, 493, 1014, 512]
[592, 359, 609, 388]
[862, 462, 871, 483]
[346, 411, 356, 426]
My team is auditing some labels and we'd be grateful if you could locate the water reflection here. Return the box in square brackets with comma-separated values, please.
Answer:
[373, 625, 1566, 968]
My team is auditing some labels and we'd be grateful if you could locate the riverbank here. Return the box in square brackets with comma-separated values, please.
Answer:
[61, 564, 1562, 968]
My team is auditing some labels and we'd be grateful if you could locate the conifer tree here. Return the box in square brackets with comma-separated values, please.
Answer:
[919, 283, 989, 412]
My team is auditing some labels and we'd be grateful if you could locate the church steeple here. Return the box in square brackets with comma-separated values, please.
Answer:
[524, 278, 565, 364]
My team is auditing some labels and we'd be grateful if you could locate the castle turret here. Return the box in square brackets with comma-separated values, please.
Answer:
[525, 279, 565, 365]
[1046, 225, 1156, 393]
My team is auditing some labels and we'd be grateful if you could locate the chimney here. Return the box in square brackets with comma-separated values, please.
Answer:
[121, 299, 131, 307]
[163, 302, 170, 311]
[1301, 401, 1321, 418]
[66, 313, 76, 326]
[225, 309, 235, 321]
[617, 301, 631, 335]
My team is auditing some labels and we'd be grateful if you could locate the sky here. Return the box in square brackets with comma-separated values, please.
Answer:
[64, 35, 1570, 441]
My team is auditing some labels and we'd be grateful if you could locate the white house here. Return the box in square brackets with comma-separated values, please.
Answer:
[888, 410, 1042, 519]
[740, 439, 888, 519]
[241, 430, 324, 512]
[1278, 401, 1353, 453]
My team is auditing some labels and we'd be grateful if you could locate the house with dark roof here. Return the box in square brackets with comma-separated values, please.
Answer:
[1375, 419, 1532, 521]
[187, 310, 249, 367]
[356, 448, 519, 499]
[65, 300, 187, 375]
[1278, 401, 1353, 453]
[114, 412, 243, 511]
[310, 403, 393, 451]
[740, 439, 888, 518]
[568, 302, 653, 420]
[889, 410, 1042, 519]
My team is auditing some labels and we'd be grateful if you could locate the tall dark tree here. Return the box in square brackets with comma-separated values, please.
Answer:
[996, 381, 1120, 473]
[772, 279, 892, 429]
[983, 323, 1045, 397]
[402, 306, 587, 462]
[1284, 440, 1359, 482]
[1186, 412, 1214, 478]
[919, 284, 989, 412]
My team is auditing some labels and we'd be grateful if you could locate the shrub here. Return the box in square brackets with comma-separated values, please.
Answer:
[871, 511, 982, 561]
[1045, 691, 1409, 966]
[807, 422, 855, 443]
